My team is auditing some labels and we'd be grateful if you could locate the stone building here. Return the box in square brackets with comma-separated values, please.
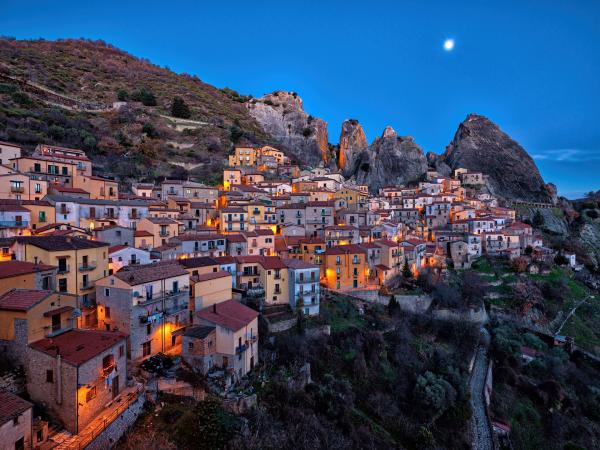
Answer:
[27, 329, 127, 434]
[0, 390, 33, 450]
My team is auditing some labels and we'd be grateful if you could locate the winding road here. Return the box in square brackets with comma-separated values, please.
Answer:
[470, 329, 494, 450]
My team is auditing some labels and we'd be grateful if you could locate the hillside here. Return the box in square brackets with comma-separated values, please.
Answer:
[0, 38, 271, 183]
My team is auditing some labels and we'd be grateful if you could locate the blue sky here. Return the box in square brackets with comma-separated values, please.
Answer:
[2, 0, 599, 198]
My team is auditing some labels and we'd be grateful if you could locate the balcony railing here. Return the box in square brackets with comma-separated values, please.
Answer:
[57, 265, 70, 274]
[246, 287, 265, 298]
[0, 220, 28, 227]
[159, 230, 170, 237]
[128, 213, 140, 219]
[44, 322, 74, 338]
[10, 186, 24, 193]
[164, 303, 188, 316]
[79, 261, 97, 272]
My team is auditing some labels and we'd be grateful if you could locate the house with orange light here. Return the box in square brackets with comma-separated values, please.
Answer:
[324, 224, 360, 247]
[73, 174, 119, 200]
[258, 256, 290, 307]
[244, 229, 275, 256]
[137, 217, 180, 248]
[189, 270, 232, 312]
[223, 168, 242, 190]
[27, 329, 127, 434]
[0, 204, 31, 237]
[95, 262, 190, 361]
[220, 207, 247, 232]
[322, 244, 368, 290]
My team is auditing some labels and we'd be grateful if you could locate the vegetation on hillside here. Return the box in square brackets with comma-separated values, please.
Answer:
[0, 38, 273, 184]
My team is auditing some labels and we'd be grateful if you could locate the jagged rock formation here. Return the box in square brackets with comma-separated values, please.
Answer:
[353, 126, 428, 193]
[444, 114, 553, 203]
[338, 119, 368, 177]
[426, 151, 452, 176]
[246, 91, 328, 166]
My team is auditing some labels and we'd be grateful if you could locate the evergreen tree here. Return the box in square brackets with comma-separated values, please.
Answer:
[402, 259, 412, 279]
[117, 89, 129, 101]
[532, 210, 544, 228]
[171, 96, 191, 118]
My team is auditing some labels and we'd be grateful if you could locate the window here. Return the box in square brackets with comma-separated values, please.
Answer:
[147, 323, 152, 335]
[119, 345, 124, 357]
[58, 278, 67, 293]
[104, 288, 110, 297]
[86, 386, 97, 403]
[105, 306, 111, 318]
[142, 341, 152, 357]
[46, 370, 53, 383]
[188, 341, 194, 350]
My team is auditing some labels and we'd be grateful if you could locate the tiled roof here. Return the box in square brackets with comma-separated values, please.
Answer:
[178, 256, 218, 268]
[114, 263, 188, 285]
[0, 391, 32, 425]
[134, 230, 154, 237]
[194, 270, 231, 282]
[184, 325, 215, 339]
[0, 289, 53, 311]
[0, 261, 55, 279]
[0, 203, 29, 212]
[283, 258, 318, 270]
[16, 236, 108, 251]
[324, 244, 366, 255]
[29, 329, 126, 366]
[197, 300, 258, 331]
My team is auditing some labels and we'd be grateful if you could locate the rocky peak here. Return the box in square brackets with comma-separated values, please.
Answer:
[382, 126, 397, 139]
[444, 114, 553, 203]
[246, 91, 329, 166]
[349, 126, 428, 193]
[338, 119, 368, 176]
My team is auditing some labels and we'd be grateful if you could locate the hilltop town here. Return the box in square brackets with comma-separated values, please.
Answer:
[0, 137, 598, 450]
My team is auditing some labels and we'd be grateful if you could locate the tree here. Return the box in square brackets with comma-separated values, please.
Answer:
[117, 89, 129, 101]
[524, 245, 533, 255]
[130, 87, 157, 106]
[402, 258, 412, 280]
[171, 96, 191, 119]
[532, 210, 545, 228]
[413, 371, 457, 421]
[510, 256, 529, 273]
[387, 296, 400, 316]
[462, 272, 485, 306]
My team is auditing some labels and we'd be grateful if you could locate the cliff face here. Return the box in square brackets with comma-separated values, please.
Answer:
[246, 91, 329, 166]
[444, 114, 553, 203]
[353, 126, 428, 192]
[338, 119, 368, 177]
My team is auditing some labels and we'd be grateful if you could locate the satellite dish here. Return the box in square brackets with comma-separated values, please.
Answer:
[71, 308, 82, 318]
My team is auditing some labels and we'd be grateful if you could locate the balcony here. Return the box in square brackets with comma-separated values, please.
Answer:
[246, 287, 265, 298]
[159, 230, 170, 237]
[129, 259, 140, 265]
[59, 208, 71, 215]
[10, 186, 24, 193]
[0, 220, 28, 228]
[79, 261, 97, 272]
[44, 322, 74, 338]
[128, 213, 140, 219]
[57, 265, 70, 274]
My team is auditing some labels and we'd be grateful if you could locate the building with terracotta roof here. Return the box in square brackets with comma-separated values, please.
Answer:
[0, 390, 33, 450]
[0, 260, 56, 294]
[28, 329, 127, 434]
[196, 300, 258, 380]
[322, 244, 368, 290]
[189, 270, 232, 312]
[95, 263, 190, 361]
[0, 289, 78, 365]
[137, 216, 180, 248]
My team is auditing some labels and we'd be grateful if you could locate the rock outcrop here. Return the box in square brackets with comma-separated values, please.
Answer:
[426, 151, 452, 176]
[444, 114, 553, 203]
[338, 119, 368, 177]
[246, 91, 328, 166]
[353, 126, 428, 193]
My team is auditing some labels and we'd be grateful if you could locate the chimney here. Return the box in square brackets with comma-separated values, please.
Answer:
[213, 303, 217, 314]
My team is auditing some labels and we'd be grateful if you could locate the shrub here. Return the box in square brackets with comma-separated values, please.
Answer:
[510, 257, 529, 273]
[532, 210, 544, 228]
[586, 209, 599, 219]
[171, 96, 191, 119]
[117, 89, 129, 101]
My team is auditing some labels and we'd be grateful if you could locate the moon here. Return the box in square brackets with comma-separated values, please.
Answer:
[443, 39, 455, 51]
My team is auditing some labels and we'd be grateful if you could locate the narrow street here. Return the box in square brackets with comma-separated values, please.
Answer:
[470, 330, 494, 450]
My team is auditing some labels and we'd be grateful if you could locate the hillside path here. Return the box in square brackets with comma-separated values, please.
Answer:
[470, 329, 494, 450]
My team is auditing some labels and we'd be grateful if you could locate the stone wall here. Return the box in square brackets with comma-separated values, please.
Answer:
[266, 316, 297, 333]
[0, 370, 26, 394]
[394, 295, 433, 314]
[432, 307, 489, 324]
[85, 390, 146, 450]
